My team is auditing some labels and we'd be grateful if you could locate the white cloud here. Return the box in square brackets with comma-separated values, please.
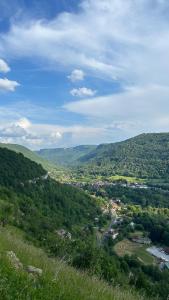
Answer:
[0, 124, 26, 138]
[0, 118, 44, 148]
[0, 114, 115, 149]
[0, 78, 20, 91]
[65, 84, 169, 134]
[70, 87, 96, 97]
[16, 117, 31, 129]
[68, 69, 85, 82]
[1, 0, 169, 83]
[0, 59, 10, 73]
[50, 131, 62, 139]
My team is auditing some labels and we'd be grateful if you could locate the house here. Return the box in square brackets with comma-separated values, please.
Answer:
[147, 247, 169, 262]
[112, 232, 119, 240]
[130, 222, 135, 228]
[132, 236, 151, 245]
[107, 229, 119, 240]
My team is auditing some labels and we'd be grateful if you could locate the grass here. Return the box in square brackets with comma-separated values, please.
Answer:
[114, 239, 155, 265]
[108, 175, 145, 183]
[0, 226, 148, 300]
[67, 174, 146, 185]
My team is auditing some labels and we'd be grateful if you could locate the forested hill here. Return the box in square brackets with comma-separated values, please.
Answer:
[0, 148, 46, 186]
[37, 145, 96, 166]
[36, 133, 169, 179]
[78, 133, 169, 179]
[0, 143, 57, 172]
[0, 147, 100, 233]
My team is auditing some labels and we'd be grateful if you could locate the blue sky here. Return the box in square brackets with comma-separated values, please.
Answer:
[0, 0, 169, 149]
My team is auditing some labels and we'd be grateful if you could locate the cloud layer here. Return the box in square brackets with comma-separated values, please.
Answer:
[0, 1, 169, 148]
[1, 0, 169, 83]
[0, 116, 113, 149]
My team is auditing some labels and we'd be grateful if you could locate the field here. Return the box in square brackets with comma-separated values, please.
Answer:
[108, 175, 145, 183]
[68, 173, 146, 184]
[114, 239, 155, 265]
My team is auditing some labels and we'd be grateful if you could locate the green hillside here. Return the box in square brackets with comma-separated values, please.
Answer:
[37, 145, 96, 166]
[0, 226, 145, 300]
[0, 143, 68, 182]
[77, 133, 169, 179]
[0, 143, 58, 171]
[0, 148, 100, 232]
[0, 148, 45, 186]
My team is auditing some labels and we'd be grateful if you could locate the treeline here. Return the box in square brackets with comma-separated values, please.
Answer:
[133, 210, 169, 246]
[93, 184, 169, 208]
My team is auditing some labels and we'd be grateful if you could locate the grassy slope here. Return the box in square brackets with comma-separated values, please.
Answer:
[37, 145, 97, 166]
[0, 226, 147, 300]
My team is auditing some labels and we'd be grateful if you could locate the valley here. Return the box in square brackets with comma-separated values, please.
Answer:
[1, 1, 169, 299]
[1, 133, 169, 299]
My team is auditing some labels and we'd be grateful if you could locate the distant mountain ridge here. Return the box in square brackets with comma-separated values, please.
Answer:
[37, 133, 169, 179]
[37, 145, 96, 166]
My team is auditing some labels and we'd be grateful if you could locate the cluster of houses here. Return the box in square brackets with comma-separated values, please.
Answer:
[101, 198, 122, 216]
[102, 199, 124, 241]
[121, 182, 148, 189]
[69, 181, 148, 191]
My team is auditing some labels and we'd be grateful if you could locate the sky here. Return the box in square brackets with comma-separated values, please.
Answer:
[0, 0, 169, 149]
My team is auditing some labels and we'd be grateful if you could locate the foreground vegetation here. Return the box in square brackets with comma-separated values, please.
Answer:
[0, 226, 146, 300]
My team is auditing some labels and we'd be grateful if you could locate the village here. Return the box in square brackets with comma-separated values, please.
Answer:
[50, 179, 169, 273]
[98, 198, 169, 271]
[68, 180, 149, 191]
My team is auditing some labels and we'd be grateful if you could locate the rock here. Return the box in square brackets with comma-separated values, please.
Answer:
[6, 251, 23, 270]
[26, 265, 43, 276]
[56, 229, 72, 240]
